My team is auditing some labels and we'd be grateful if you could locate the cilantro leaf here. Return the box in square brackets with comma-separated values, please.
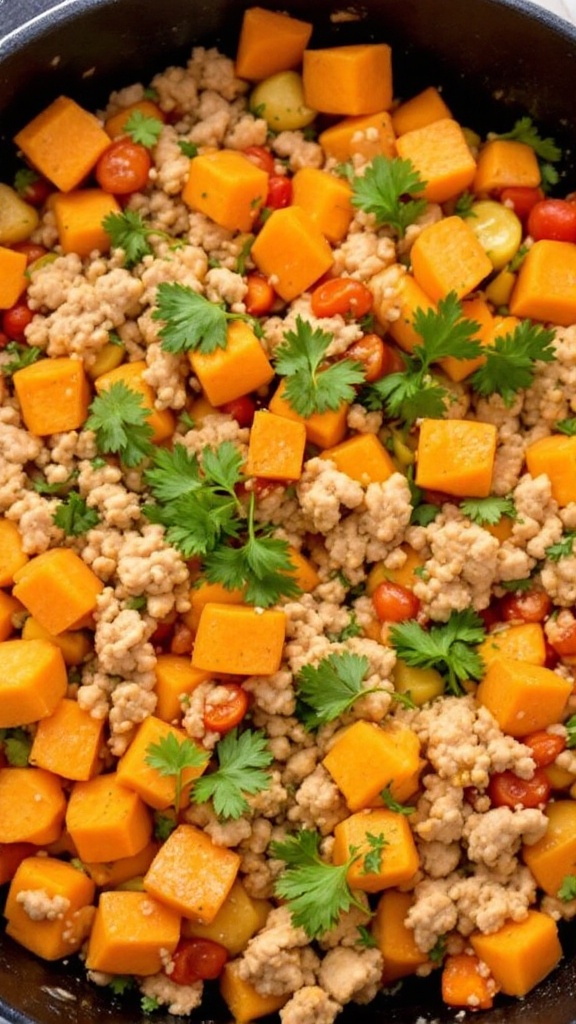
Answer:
[350, 155, 428, 237]
[566, 715, 576, 748]
[86, 381, 155, 466]
[108, 976, 135, 996]
[558, 875, 576, 902]
[153, 810, 178, 842]
[460, 495, 517, 526]
[470, 320, 556, 404]
[274, 316, 365, 417]
[178, 140, 199, 158]
[123, 109, 163, 148]
[389, 609, 486, 696]
[152, 281, 260, 356]
[53, 491, 100, 536]
[411, 293, 483, 364]
[380, 785, 415, 815]
[360, 832, 388, 876]
[141, 995, 161, 1014]
[493, 116, 561, 163]
[103, 209, 159, 267]
[454, 191, 476, 218]
[144, 487, 239, 558]
[144, 443, 203, 501]
[145, 732, 209, 810]
[356, 925, 378, 948]
[295, 651, 375, 728]
[500, 576, 536, 592]
[13, 167, 39, 195]
[0, 727, 32, 767]
[193, 727, 273, 819]
[2, 341, 44, 376]
[556, 418, 576, 436]
[546, 531, 576, 562]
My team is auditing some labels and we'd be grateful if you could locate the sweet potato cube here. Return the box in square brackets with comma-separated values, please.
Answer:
[14, 96, 111, 192]
[509, 239, 576, 327]
[439, 297, 494, 382]
[192, 604, 286, 676]
[246, 410, 306, 482]
[190, 319, 274, 407]
[0, 519, 28, 587]
[0, 246, 27, 309]
[52, 189, 121, 257]
[392, 86, 452, 136]
[0, 842, 37, 886]
[0, 767, 66, 845]
[476, 657, 572, 737]
[21, 616, 92, 666]
[182, 150, 268, 233]
[373, 890, 428, 983]
[182, 878, 271, 955]
[526, 434, 576, 506]
[104, 99, 165, 139]
[85, 890, 180, 975]
[321, 433, 396, 486]
[333, 808, 420, 892]
[29, 698, 105, 781]
[0, 591, 22, 642]
[66, 773, 152, 862]
[154, 654, 212, 723]
[303, 44, 393, 116]
[285, 547, 320, 594]
[415, 418, 497, 498]
[94, 358, 175, 443]
[323, 720, 423, 811]
[117, 715, 207, 810]
[411, 215, 493, 301]
[522, 800, 576, 896]
[183, 581, 246, 635]
[441, 953, 495, 1010]
[470, 911, 562, 997]
[473, 139, 541, 194]
[144, 823, 240, 922]
[291, 168, 353, 243]
[0, 638, 67, 728]
[478, 623, 546, 670]
[371, 271, 436, 354]
[13, 356, 90, 436]
[5, 856, 96, 960]
[220, 960, 288, 1022]
[251, 206, 334, 302]
[235, 7, 312, 80]
[319, 110, 396, 163]
[268, 380, 349, 448]
[396, 119, 476, 204]
[13, 547, 103, 635]
[83, 840, 159, 889]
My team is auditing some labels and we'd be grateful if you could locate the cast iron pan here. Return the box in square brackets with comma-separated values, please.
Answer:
[1, 1, 576, 1021]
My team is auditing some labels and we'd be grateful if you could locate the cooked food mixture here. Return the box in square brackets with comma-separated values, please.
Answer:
[3, 7, 576, 1021]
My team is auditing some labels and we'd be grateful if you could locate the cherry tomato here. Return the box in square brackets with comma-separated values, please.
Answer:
[170, 621, 193, 655]
[169, 938, 228, 985]
[499, 186, 544, 221]
[527, 198, 576, 242]
[219, 394, 257, 428]
[0, 332, 10, 350]
[203, 682, 249, 733]
[266, 175, 292, 210]
[523, 730, 566, 767]
[488, 767, 551, 809]
[17, 175, 52, 207]
[2, 302, 33, 340]
[311, 278, 373, 320]
[95, 138, 152, 194]
[500, 590, 551, 623]
[547, 617, 576, 657]
[11, 242, 49, 266]
[345, 334, 386, 383]
[244, 273, 275, 316]
[372, 580, 420, 623]
[151, 619, 175, 648]
[242, 145, 275, 175]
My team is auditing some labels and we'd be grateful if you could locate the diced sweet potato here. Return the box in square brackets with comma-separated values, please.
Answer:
[246, 409, 307, 482]
[0, 591, 23, 642]
[29, 698, 105, 781]
[0, 246, 27, 309]
[52, 189, 121, 256]
[522, 800, 576, 896]
[13, 356, 90, 436]
[415, 418, 497, 498]
[0, 519, 28, 587]
[14, 95, 111, 192]
[439, 297, 494, 382]
[183, 150, 268, 233]
[320, 433, 396, 485]
[470, 911, 562, 997]
[473, 139, 541, 194]
[235, 7, 313, 81]
[411, 215, 493, 301]
[370, 269, 436, 354]
[323, 720, 423, 811]
[291, 168, 353, 243]
[0, 638, 67, 728]
[268, 380, 349, 448]
[441, 953, 495, 1010]
[392, 86, 452, 136]
[303, 44, 392, 115]
[94, 358, 175, 444]
[476, 657, 572, 737]
[0, 842, 37, 886]
[251, 206, 334, 302]
[373, 890, 428, 983]
[66, 773, 152, 862]
[144, 823, 240, 922]
[319, 111, 396, 163]
[154, 653, 212, 723]
[83, 841, 159, 889]
[21, 616, 92, 666]
[478, 624, 547, 669]
[104, 99, 165, 138]
[182, 878, 271, 955]
[5, 856, 96, 960]
[285, 548, 320, 594]
[190, 320, 274, 407]
[85, 890, 180, 975]
[13, 547, 104, 635]
[117, 715, 207, 810]
[395, 118, 477, 203]
[192, 603, 286, 676]
[0, 767, 66, 845]
[182, 580, 246, 635]
[525, 434, 576, 506]
[509, 239, 576, 327]
[220, 960, 288, 1022]
[333, 808, 420, 892]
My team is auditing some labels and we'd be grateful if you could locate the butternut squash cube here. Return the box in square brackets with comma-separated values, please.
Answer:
[415, 418, 497, 498]
[396, 119, 477, 204]
[21, 616, 92, 666]
[0, 519, 27, 587]
[251, 206, 334, 302]
[14, 95, 111, 192]
[411, 215, 493, 301]
[144, 823, 240, 922]
[83, 840, 159, 889]
[52, 189, 121, 257]
[268, 380, 349, 448]
[470, 911, 561, 997]
[190, 319, 274, 407]
[0, 638, 67, 728]
[373, 890, 428, 983]
[5, 856, 96, 960]
[246, 410, 307, 482]
[182, 580, 246, 635]
[13, 547, 104, 635]
[13, 356, 90, 436]
[371, 270, 436, 354]
[0, 246, 27, 309]
[66, 773, 152, 862]
[0, 591, 22, 642]
[333, 808, 420, 892]
[192, 603, 286, 676]
[182, 878, 271, 955]
[235, 7, 312, 81]
[303, 44, 393, 116]
[478, 623, 547, 670]
[94, 358, 175, 444]
[182, 150, 268, 233]
[392, 86, 452, 136]
[526, 434, 576, 506]
[29, 698, 105, 781]
[319, 110, 396, 163]
[522, 800, 576, 896]
[473, 139, 541, 194]
[320, 433, 396, 486]
[292, 168, 353, 243]
[117, 715, 207, 810]
[509, 239, 576, 327]
[220, 960, 288, 1022]
[323, 720, 423, 811]
[0, 767, 66, 845]
[85, 890, 180, 975]
[154, 653, 212, 723]
[476, 657, 572, 737]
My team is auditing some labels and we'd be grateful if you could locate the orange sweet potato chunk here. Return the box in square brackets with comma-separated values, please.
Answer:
[522, 800, 576, 896]
[0, 247, 27, 309]
[94, 358, 175, 443]
[470, 911, 562, 997]
[190, 320, 275, 407]
[333, 808, 420, 892]
[415, 418, 497, 498]
[66, 773, 152, 862]
[13, 547, 104, 635]
[5, 856, 96, 960]
[0, 842, 37, 886]
[154, 653, 212, 723]
[86, 890, 180, 975]
[83, 840, 159, 889]
[220, 960, 288, 1022]
[29, 698, 105, 781]
[251, 206, 334, 302]
[0, 638, 67, 728]
[373, 890, 428, 983]
[0, 767, 66, 845]
[0, 519, 28, 586]
[395, 118, 476, 203]
[246, 410, 307, 482]
[105, 99, 165, 138]
[303, 44, 393, 116]
[117, 715, 208, 810]
[411, 215, 493, 301]
[13, 356, 90, 435]
[391, 86, 452, 136]
[473, 139, 541, 194]
[0, 591, 22, 643]
[52, 189, 121, 257]
[192, 603, 286, 676]
[320, 433, 396, 485]
[182, 150, 268, 233]
[291, 168, 353, 244]
[268, 380, 349, 449]
[14, 95, 111, 192]
[144, 823, 240, 922]
[370, 270, 436, 354]
[319, 111, 396, 163]
[478, 623, 547, 669]
[509, 239, 576, 327]
[323, 720, 423, 811]
[235, 7, 313, 81]
[476, 657, 572, 737]
[525, 434, 576, 506]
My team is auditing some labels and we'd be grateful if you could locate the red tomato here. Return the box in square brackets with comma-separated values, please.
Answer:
[219, 394, 257, 428]
[527, 198, 576, 242]
[345, 334, 386, 383]
[242, 145, 275, 176]
[499, 186, 544, 220]
[500, 590, 551, 623]
[169, 938, 228, 985]
[547, 617, 576, 657]
[523, 731, 566, 767]
[95, 138, 152, 194]
[372, 580, 420, 623]
[488, 768, 551, 809]
[170, 621, 193, 655]
[11, 242, 49, 266]
[0, 332, 10, 350]
[266, 175, 292, 210]
[2, 302, 33, 340]
[311, 278, 374, 320]
[203, 682, 249, 733]
[244, 273, 275, 316]
[17, 175, 52, 207]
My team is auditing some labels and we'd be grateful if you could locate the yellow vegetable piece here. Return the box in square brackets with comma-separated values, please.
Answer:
[94, 358, 175, 444]
[319, 110, 396, 163]
[13, 547, 104, 635]
[0, 246, 28, 309]
[303, 44, 393, 116]
[268, 380, 349, 449]
[0, 183, 39, 245]
[391, 86, 452, 136]
[522, 800, 576, 896]
[373, 890, 429, 983]
[320, 433, 396, 485]
[291, 167, 353, 244]
[66, 773, 152, 862]
[52, 189, 121, 257]
[415, 418, 497, 498]
[86, 890, 180, 975]
[250, 71, 316, 132]
[470, 911, 561, 997]
[246, 409, 307, 482]
[251, 206, 334, 302]
[468, 199, 522, 270]
[192, 603, 286, 676]
[13, 356, 90, 436]
[0, 637, 67, 728]
[190, 319, 275, 406]
[509, 239, 576, 327]
[5, 856, 96, 960]
[525, 434, 576, 506]
[87, 339, 126, 379]
[182, 878, 271, 955]
[395, 118, 477, 204]
[476, 657, 572, 737]
[478, 623, 547, 669]
[29, 698, 105, 781]
[366, 545, 425, 593]
[0, 767, 66, 845]
[144, 823, 240, 923]
[117, 716, 207, 810]
[153, 653, 212, 723]
[220, 960, 288, 1022]
[333, 808, 420, 891]
[0, 519, 28, 587]
[21, 616, 92, 666]
[411, 215, 493, 301]
[484, 268, 517, 307]
[14, 95, 111, 192]
[393, 660, 445, 706]
[473, 138, 541, 194]
[323, 720, 423, 811]
[182, 149, 268, 233]
[235, 7, 313, 81]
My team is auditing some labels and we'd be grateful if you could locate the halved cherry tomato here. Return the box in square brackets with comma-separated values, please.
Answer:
[242, 145, 275, 176]
[11, 242, 49, 266]
[95, 138, 152, 194]
[203, 682, 249, 733]
[499, 186, 544, 221]
[266, 174, 292, 210]
[372, 580, 420, 623]
[345, 334, 386, 383]
[527, 198, 576, 243]
[0, 332, 9, 350]
[2, 302, 33, 340]
[16, 175, 53, 207]
[311, 278, 373, 320]
[169, 938, 228, 985]
[219, 394, 257, 428]
[170, 621, 194, 655]
[547, 617, 576, 657]
[523, 730, 566, 767]
[488, 767, 551, 809]
[500, 590, 551, 623]
[244, 273, 275, 317]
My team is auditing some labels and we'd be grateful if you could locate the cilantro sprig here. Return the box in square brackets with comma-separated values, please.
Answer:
[469, 319, 556, 405]
[389, 609, 486, 696]
[123, 109, 163, 148]
[193, 727, 273, 819]
[86, 381, 154, 466]
[274, 317, 365, 417]
[152, 281, 262, 356]
[558, 875, 576, 902]
[53, 491, 100, 536]
[0, 728, 32, 767]
[1, 341, 44, 376]
[350, 155, 428, 237]
[492, 117, 561, 189]
[556, 418, 576, 436]
[380, 785, 415, 816]
[566, 715, 576, 748]
[145, 732, 209, 810]
[459, 495, 517, 526]
[295, 652, 382, 729]
[102, 210, 177, 268]
[545, 531, 576, 562]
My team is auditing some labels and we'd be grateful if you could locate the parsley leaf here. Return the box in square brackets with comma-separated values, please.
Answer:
[123, 109, 163, 148]
[145, 732, 209, 810]
[144, 443, 205, 502]
[470, 319, 556, 404]
[102, 210, 174, 268]
[274, 316, 365, 417]
[193, 727, 273, 819]
[86, 381, 155, 467]
[559, 875, 576, 901]
[545, 531, 576, 562]
[53, 491, 100, 536]
[460, 495, 517, 526]
[295, 652, 377, 728]
[152, 281, 261, 356]
[389, 609, 486, 696]
[556, 418, 576, 436]
[350, 155, 428, 237]
[380, 784, 415, 815]
[2, 341, 43, 376]
[0, 727, 32, 767]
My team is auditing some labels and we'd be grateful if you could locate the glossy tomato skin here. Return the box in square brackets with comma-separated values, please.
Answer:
[219, 394, 257, 428]
[203, 682, 249, 733]
[95, 138, 152, 194]
[499, 186, 544, 220]
[11, 242, 49, 266]
[500, 590, 551, 624]
[311, 278, 373, 320]
[266, 175, 292, 210]
[346, 334, 387, 383]
[527, 198, 576, 242]
[17, 175, 53, 207]
[242, 145, 275, 175]
[523, 731, 566, 767]
[244, 273, 275, 316]
[372, 580, 420, 623]
[169, 938, 228, 985]
[2, 302, 33, 340]
[488, 767, 551, 809]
